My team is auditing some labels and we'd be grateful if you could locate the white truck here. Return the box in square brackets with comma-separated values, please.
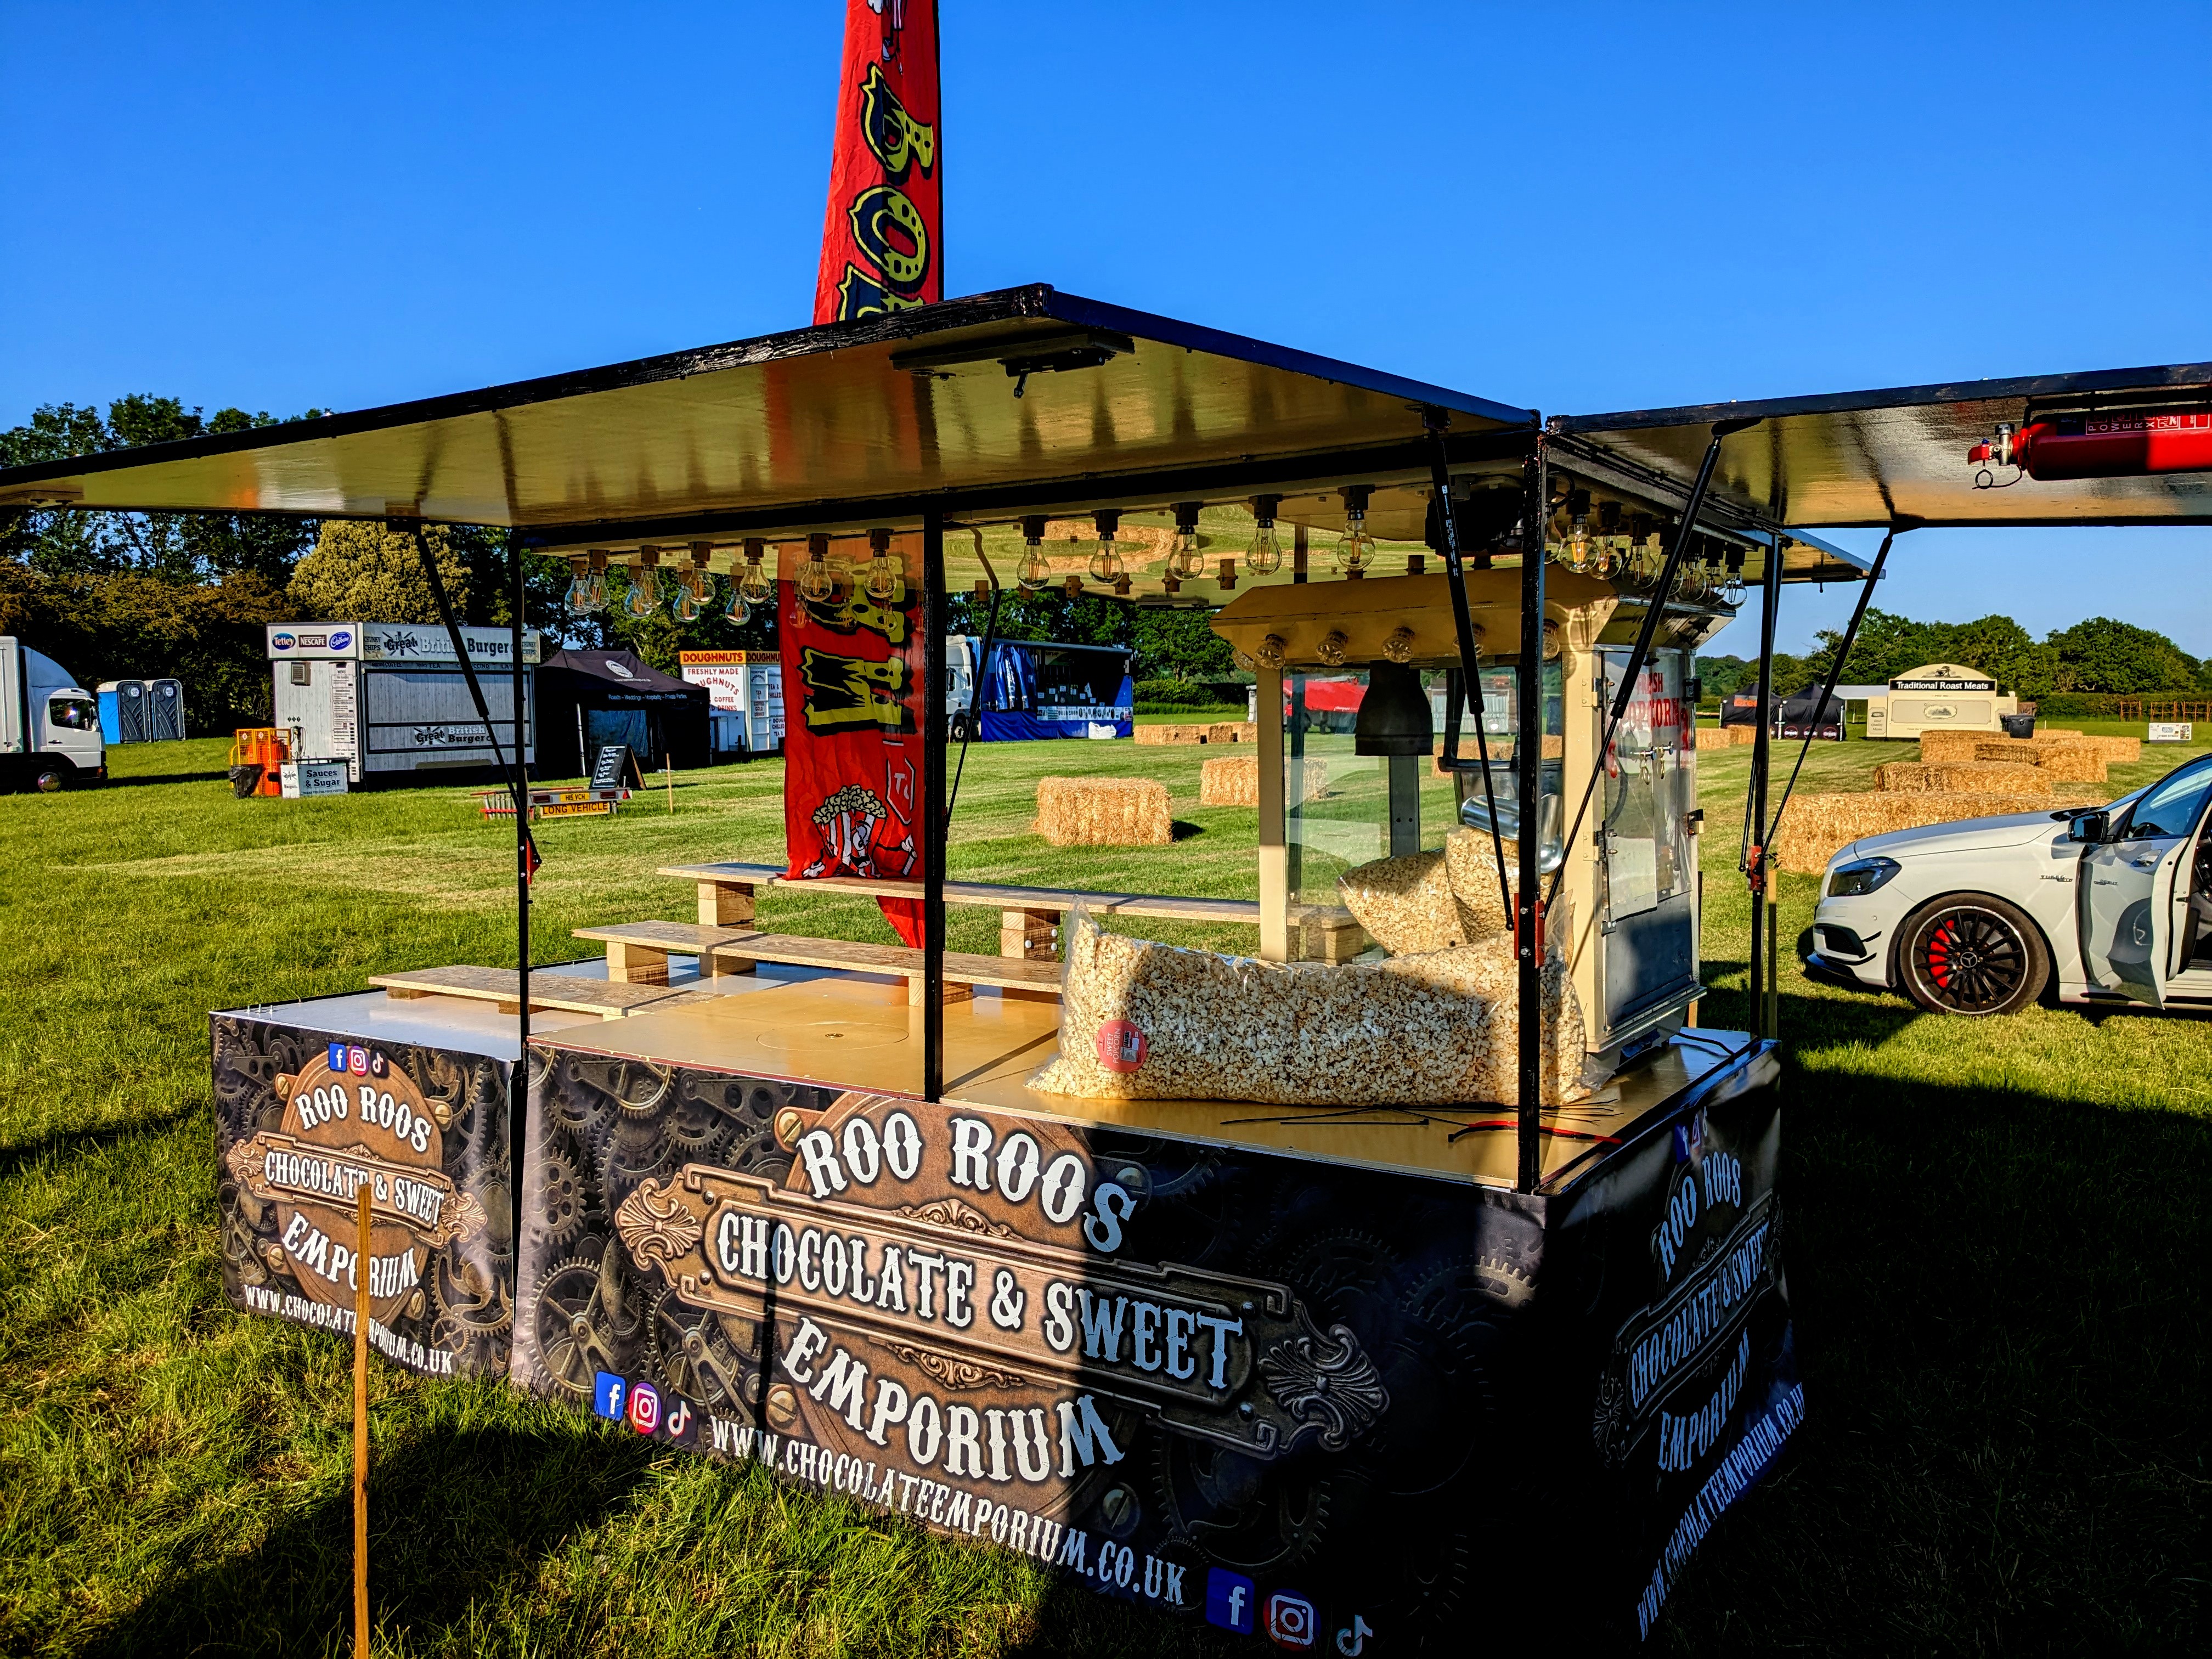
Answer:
[0, 637, 105, 792]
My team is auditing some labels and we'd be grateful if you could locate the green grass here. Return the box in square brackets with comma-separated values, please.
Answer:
[2, 731, 2208, 1654]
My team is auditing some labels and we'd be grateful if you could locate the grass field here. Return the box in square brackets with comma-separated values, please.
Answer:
[2, 727, 2208, 1655]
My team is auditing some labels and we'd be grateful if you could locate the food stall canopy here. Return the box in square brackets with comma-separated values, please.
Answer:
[0, 286, 1533, 540]
[1556, 361, 2212, 528]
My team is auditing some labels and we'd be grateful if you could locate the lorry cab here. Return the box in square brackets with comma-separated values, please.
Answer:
[1, 637, 106, 791]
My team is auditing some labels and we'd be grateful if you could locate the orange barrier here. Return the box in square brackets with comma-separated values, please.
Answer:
[229, 727, 291, 796]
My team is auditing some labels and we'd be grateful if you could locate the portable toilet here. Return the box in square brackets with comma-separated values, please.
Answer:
[147, 678, 186, 741]
[97, 680, 149, 743]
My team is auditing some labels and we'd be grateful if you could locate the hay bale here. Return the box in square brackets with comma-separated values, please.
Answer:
[1874, 761, 2052, 795]
[1204, 721, 1257, 744]
[1035, 777, 1171, 845]
[1695, 727, 1735, 752]
[1031, 909, 1584, 1107]
[2058, 733, 2140, 763]
[1199, 755, 1327, 806]
[1917, 731, 1989, 764]
[2032, 727, 2083, 738]
[1728, 725, 1760, 746]
[2025, 744, 2110, 783]
[1772, 789, 2103, 873]
[1133, 723, 1202, 746]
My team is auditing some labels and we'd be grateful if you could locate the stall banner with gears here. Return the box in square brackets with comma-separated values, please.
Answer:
[1548, 1045, 1803, 1641]
[211, 1015, 515, 1377]
[512, 1045, 1576, 1649]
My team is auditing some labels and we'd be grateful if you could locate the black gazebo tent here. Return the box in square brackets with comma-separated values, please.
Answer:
[533, 647, 709, 778]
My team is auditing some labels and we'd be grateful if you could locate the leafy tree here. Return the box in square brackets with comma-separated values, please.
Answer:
[287, 521, 471, 623]
[2049, 616, 2200, 693]
[1, 395, 326, 580]
[0, 562, 293, 731]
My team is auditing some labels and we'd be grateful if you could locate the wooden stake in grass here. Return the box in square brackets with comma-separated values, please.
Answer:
[354, 1180, 370, 1657]
[665, 758, 674, 814]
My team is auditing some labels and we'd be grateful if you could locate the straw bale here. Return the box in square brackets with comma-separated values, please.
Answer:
[1199, 755, 1329, 807]
[2053, 733, 2139, 763]
[1205, 721, 1258, 744]
[2021, 744, 2109, 782]
[1031, 908, 1584, 1108]
[1917, 731, 1990, 764]
[1695, 728, 1735, 752]
[1773, 789, 2104, 874]
[1133, 724, 1201, 746]
[1873, 761, 2051, 795]
[1035, 777, 1171, 845]
[2032, 727, 2083, 738]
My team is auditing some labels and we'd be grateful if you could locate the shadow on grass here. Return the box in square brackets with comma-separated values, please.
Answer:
[1169, 821, 1205, 842]
[0, 1103, 200, 1181]
[91, 771, 230, 789]
[83, 1423, 659, 1658]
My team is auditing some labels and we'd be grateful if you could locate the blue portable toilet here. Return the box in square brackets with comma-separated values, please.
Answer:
[97, 680, 149, 743]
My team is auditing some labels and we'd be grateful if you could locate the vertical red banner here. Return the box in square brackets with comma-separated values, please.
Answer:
[812, 0, 943, 324]
[780, 544, 928, 945]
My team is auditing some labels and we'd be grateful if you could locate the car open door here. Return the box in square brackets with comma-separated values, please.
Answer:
[2079, 758, 2212, 1006]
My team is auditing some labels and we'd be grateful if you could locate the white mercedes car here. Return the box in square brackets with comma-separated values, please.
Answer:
[1804, 751, 2212, 1015]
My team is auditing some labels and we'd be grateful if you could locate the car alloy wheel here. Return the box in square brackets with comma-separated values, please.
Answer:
[1899, 897, 2048, 1017]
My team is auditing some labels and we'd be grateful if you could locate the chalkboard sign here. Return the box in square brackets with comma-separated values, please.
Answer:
[590, 744, 635, 791]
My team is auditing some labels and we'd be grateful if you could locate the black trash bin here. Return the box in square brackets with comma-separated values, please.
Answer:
[2000, 712, 2035, 738]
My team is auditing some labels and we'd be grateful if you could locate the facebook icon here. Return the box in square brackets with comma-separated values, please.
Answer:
[1206, 1568, 1257, 1634]
[592, 1371, 627, 1421]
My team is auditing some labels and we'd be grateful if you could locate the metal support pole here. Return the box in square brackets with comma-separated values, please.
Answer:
[921, 512, 947, 1102]
[511, 534, 530, 1240]
[1515, 443, 1547, 1193]
[1747, 537, 1784, 1040]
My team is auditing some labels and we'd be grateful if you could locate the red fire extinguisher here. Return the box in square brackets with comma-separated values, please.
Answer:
[1970, 410, 2212, 481]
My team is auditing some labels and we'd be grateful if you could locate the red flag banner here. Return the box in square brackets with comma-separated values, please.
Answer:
[813, 0, 943, 324]
[780, 539, 928, 946]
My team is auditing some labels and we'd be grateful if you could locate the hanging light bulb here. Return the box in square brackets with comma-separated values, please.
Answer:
[1245, 493, 1284, 575]
[579, 551, 607, 612]
[1016, 516, 1050, 590]
[563, 556, 590, 613]
[825, 540, 856, 602]
[1088, 509, 1123, 584]
[737, 538, 774, 607]
[1383, 626, 1415, 665]
[1317, 629, 1348, 667]
[1232, 646, 1258, 673]
[1564, 490, 1594, 572]
[723, 573, 749, 624]
[1167, 501, 1205, 580]
[798, 534, 836, 604]
[864, 527, 900, 601]
[1255, 633, 1287, 670]
[669, 544, 709, 621]
[1335, 484, 1375, 575]
[624, 549, 664, 618]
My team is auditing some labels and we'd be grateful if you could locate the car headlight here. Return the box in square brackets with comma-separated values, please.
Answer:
[1826, 855, 1901, 898]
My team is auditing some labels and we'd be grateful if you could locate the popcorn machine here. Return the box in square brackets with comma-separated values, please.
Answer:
[1212, 555, 1736, 1071]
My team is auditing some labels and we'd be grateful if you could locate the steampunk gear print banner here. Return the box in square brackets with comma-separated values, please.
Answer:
[779, 541, 927, 945]
[813, 0, 941, 322]
[212, 1015, 514, 1378]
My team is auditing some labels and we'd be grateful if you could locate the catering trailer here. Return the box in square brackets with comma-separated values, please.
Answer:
[268, 622, 540, 785]
[12, 287, 2207, 1645]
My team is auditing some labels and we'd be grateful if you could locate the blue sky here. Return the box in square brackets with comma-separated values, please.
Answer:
[3, 2, 2207, 654]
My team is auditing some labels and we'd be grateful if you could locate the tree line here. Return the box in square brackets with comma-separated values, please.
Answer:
[1697, 607, 2212, 705]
